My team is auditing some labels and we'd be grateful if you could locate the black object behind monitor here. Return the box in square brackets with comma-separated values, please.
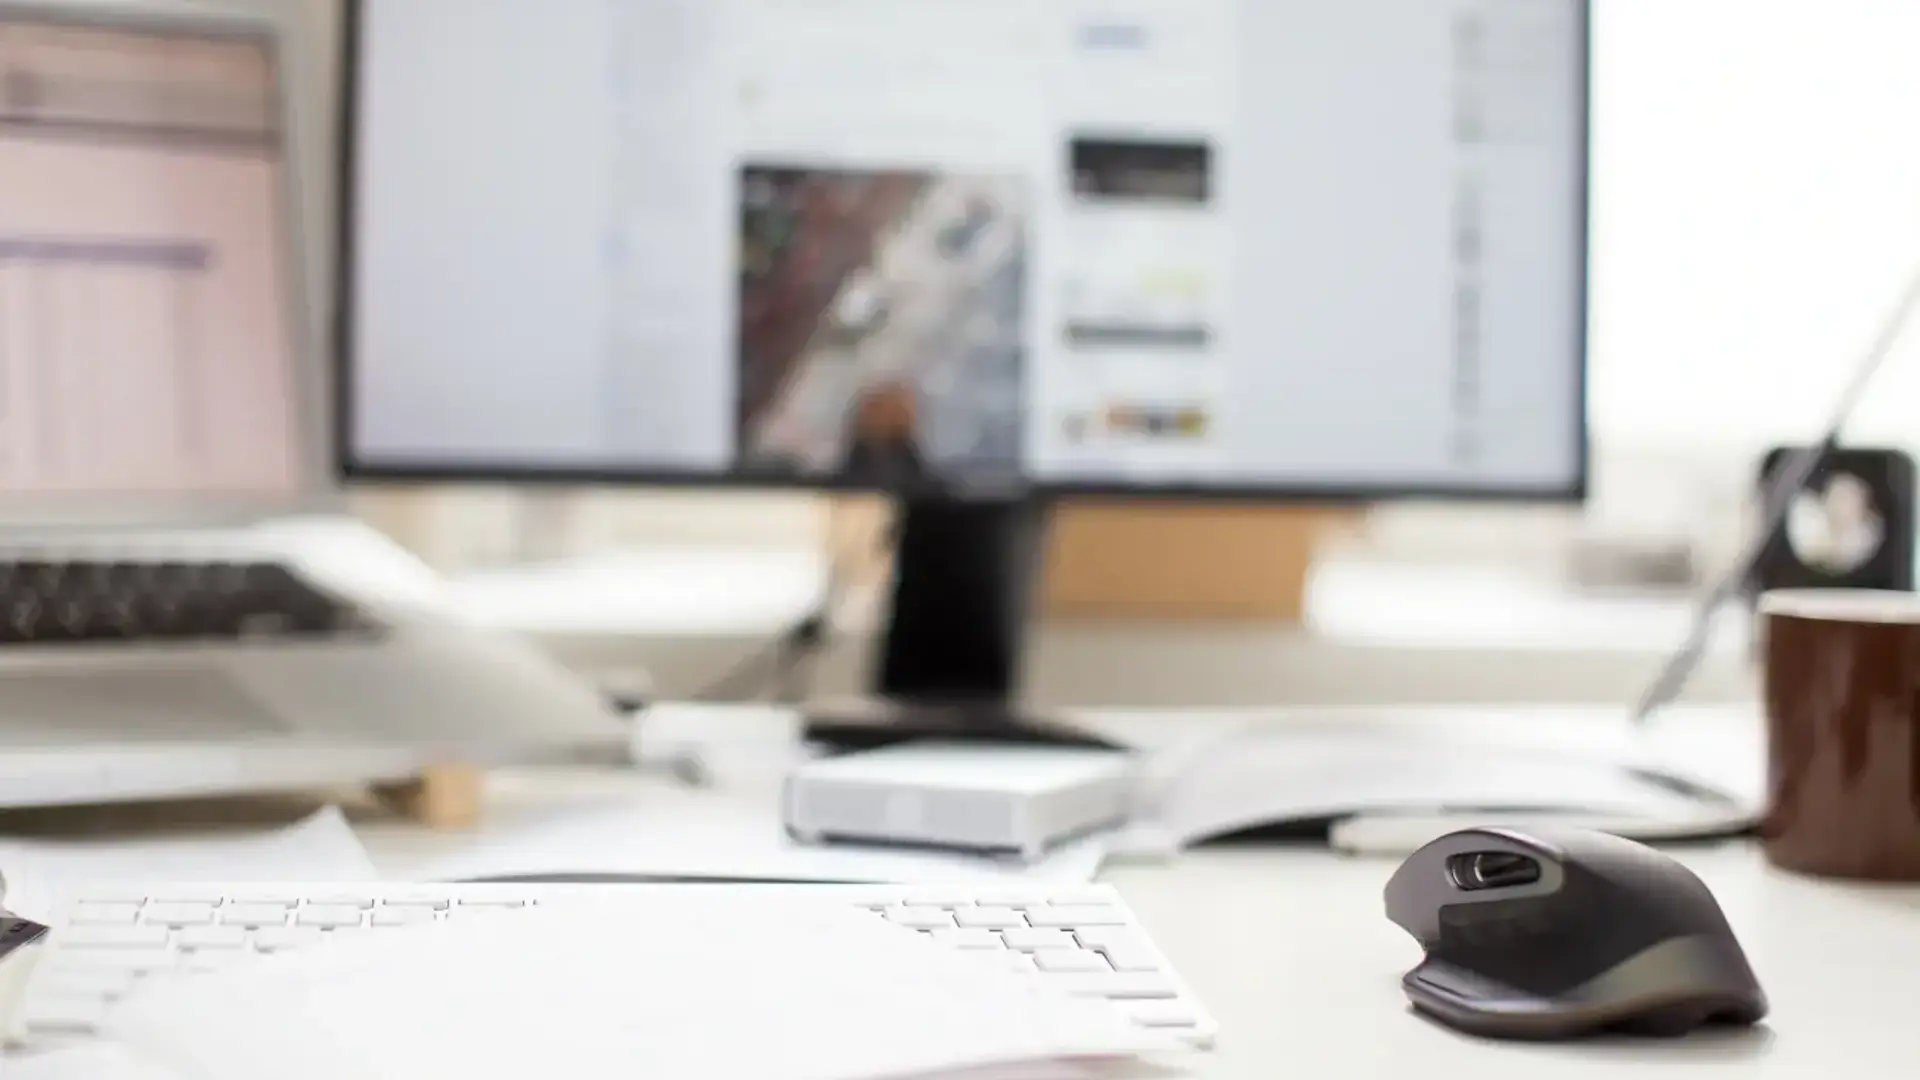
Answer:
[1749, 445, 1916, 598]
[334, 0, 1592, 751]
[804, 497, 1128, 751]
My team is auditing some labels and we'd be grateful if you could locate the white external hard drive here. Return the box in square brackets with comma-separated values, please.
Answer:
[782, 742, 1137, 860]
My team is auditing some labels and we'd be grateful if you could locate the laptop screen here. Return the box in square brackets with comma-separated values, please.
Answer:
[0, 12, 304, 504]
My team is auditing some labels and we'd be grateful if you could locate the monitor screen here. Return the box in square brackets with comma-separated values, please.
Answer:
[0, 11, 305, 503]
[342, 0, 1587, 498]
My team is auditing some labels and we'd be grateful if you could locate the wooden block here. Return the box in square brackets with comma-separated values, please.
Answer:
[826, 495, 895, 589]
[827, 497, 1360, 621]
[828, 497, 1362, 623]
[372, 765, 485, 829]
[1041, 503, 1361, 621]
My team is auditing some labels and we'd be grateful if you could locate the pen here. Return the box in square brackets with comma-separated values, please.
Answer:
[1630, 263, 1920, 725]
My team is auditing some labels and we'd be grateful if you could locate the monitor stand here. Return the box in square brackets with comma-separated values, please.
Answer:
[800, 497, 1125, 753]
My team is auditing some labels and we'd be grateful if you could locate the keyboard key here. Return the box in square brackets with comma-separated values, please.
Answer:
[455, 898, 530, 908]
[1001, 952, 1037, 973]
[1024, 905, 1127, 928]
[1047, 972, 1178, 999]
[295, 905, 365, 929]
[377, 897, 450, 910]
[1070, 926, 1138, 950]
[220, 903, 291, 927]
[1034, 949, 1111, 973]
[1001, 928, 1074, 950]
[931, 928, 1002, 950]
[884, 907, 955, 930]
[1098, 944, 1162, 973]
[144, 902, 217, 927]
[177, 926, 248, 949]
[952, 906, 1025, 929]
[372, 907, 437, 928]
[59, 924, 169, 948]
[255, 926, 324, 951]
[67, 902, 141, 925]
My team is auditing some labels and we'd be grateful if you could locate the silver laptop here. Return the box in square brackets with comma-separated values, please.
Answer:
[0, 1, 625, 808]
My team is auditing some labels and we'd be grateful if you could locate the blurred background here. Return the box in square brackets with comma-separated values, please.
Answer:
[246, 0, 1920, 706]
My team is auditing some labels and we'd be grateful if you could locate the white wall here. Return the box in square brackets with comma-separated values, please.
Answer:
[1364, 0, 1920, 574]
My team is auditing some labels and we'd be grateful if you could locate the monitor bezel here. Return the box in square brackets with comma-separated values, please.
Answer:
[0, 0, 337, 530]
[332, 0, 1590, 505]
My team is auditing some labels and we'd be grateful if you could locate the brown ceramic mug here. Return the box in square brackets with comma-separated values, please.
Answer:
[1759, 589, 1920, 879]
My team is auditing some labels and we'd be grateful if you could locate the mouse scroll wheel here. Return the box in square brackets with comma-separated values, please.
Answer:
[1446, 851, 1543, 891]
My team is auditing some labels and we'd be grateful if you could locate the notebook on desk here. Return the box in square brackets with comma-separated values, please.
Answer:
[1120, 710, 1763, 853]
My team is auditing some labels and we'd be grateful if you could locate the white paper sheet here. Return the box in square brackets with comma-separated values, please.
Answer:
[411, 793, 1109, 885]
[0, 808, 375, 921]
[913, 1061, 1185, 1080]
[0, 1046, 1131, 1080]
[102, 893, 1168, 1080]
[0, 1042, 190, 1080]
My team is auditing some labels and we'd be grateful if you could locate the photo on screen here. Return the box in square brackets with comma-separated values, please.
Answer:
[1068, 136, 1212, 205]
[735, 163, 1028, 489]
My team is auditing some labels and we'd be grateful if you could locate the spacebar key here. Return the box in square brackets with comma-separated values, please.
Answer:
[1047, 972, 1177, 999]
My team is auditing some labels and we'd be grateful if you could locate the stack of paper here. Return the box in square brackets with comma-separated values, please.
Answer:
[98, 895, 1170, 1080]
[1125, 710, 1763, 852]
[0, 809, 375, 922]
[410, 792, 1110, 885]
[3, 1042, 192, 1080]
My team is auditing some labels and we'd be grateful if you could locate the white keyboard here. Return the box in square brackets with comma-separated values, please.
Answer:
[14, 883, 1216, 1049]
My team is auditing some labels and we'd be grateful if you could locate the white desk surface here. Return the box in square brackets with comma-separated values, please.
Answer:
[441, 550, 1757, 707]
[350, 704, 1916, 1079]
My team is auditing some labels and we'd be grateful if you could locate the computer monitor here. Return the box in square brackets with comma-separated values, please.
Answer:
[0, 4, 311, 522]
[338, 0, 1589, 745]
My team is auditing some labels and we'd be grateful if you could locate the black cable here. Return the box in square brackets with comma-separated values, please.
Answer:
[615, 618, 834, 788]
[610, 551, 855, 789]
[689, 608, 831, 703]
[688, 517, 881, 704]
[602, 606, 832, 713]
[623, 504, 894, 710]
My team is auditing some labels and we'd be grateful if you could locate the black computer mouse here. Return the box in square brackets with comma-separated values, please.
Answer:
[1383, 826, 1768, 1041]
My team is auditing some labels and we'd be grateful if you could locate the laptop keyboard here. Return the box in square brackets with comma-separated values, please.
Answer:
[0, 559, 376, 645]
